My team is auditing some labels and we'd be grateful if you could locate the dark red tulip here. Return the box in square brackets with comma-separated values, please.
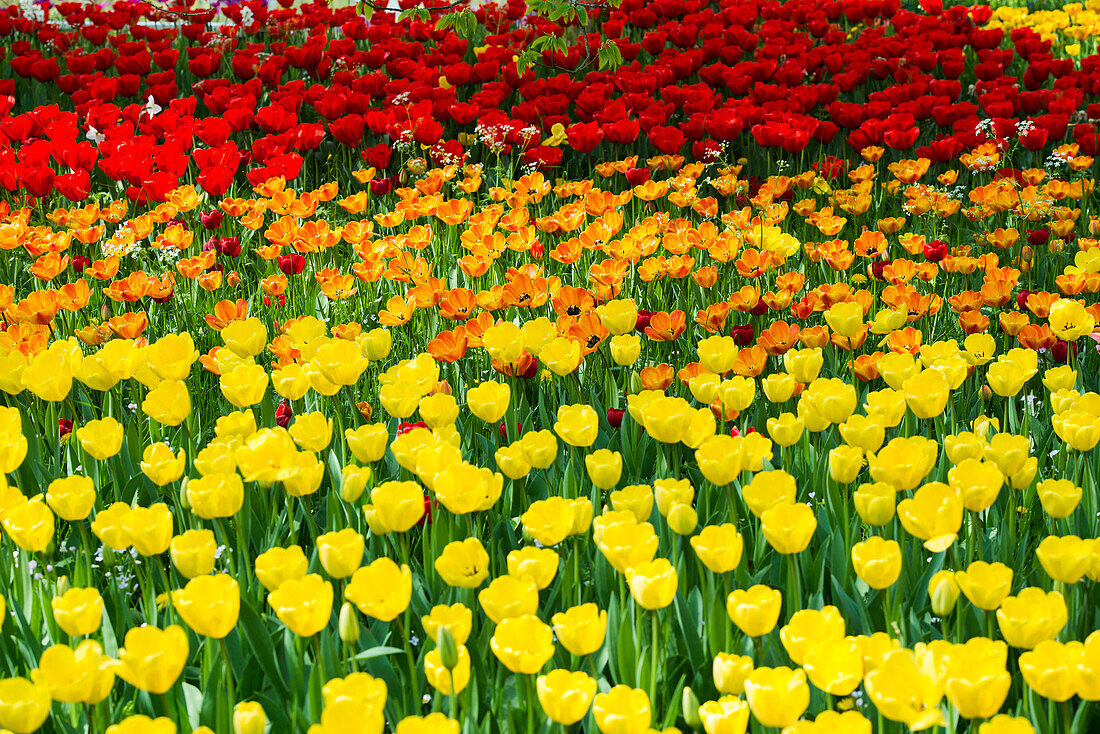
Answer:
[607, 408, 625, 428]
[58, 419, 74, 438]
[275, 400, 293, 428]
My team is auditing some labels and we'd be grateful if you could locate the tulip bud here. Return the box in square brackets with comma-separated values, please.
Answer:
[233, 702, 266, 734]
[179, 476, 191, 511]
[928, 570, 961, 616]
[339, 602, 360, 643]
[356, 401, 374, 422]
[667, 503, 698, 535]
[438, 626, 460, 670]
[55, 575, 71, 596]
[682, 686, 702, 730]
[629, 371, 643, 394]
[227, 270, 241, 287]
[980, 385, 992, 402]
[100, 301, 112, 320]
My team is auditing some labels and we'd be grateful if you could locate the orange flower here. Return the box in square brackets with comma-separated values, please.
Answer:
[999, 311, 1029, 336]
[731, 345, 768, 377]
[205, 299, 249, 331]
[106, 311, 148, 339]
[104, 272, 152, 302]
[552, 287, 595, 318]
[644, 311, 686, 341]
[798, 326, 830, 349]
[566, 312, 610, 355]
[757, 321, 800, 356]
[177, 251, 217, 279]
[640, 364, 674, 391]
[261, 274, 288, 296]
[147, 273, 175, 300]
[5, 291, 60, 325]
[198, 270, 223, 292]
[832, 325, 869, 351]
[1017, 324, 1056, 351]
[439, 288, 478, 321]
[493, 351, 536, 378]
[854, 230, 887, 257]
[885, 326, 923, 354]
[56, 279, 91, 312]
[30, 252, 69, 281]
[694, 303, 730, 334]
[947, 291, 984, 314]
[959, 311, 990, 334]
[85, 257, 120, 281]
[502, 272, 552, 310]
[851, 352, 883, 381]
[379, 294, 416, 326]
[427, 328, 469, 363]
[1024, 292, 1061, 318]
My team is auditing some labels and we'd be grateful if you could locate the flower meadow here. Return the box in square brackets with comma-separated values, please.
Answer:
[4, 0, 1100, 732]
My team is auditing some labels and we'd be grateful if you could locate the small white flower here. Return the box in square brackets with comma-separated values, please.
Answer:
[142, 96, 162, 120]
[86, 126, 105, 145]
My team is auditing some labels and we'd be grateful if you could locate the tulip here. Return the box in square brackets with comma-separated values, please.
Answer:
[690, 524, 743, 574]
[186, 472, 244, 519]
[985, 433, 1030, 476]
[870, 436, 938, 491]
[726, 585, 782, 637]
[978, 715, 1039, 734]
[171, 574, 240, 639]
[585, 449, 623, 490]
[903, 368, 950, 419]
[1036, 534, 1092, 584]
[653, 478, 694, 517]
[125, 504, 174, 556]
[45, 475, 96, 521]
[507, 547, 559, 590]
[142, 379, 192, 425]
[554, 404, 599, 447]
[780, 607, 845, 665]
[760, 502, 816, 554]
[521, 497, 574, 547]
[829, 445, 864, 484]
[171, 529, 217, 579]
[345, 424, 389, 463]
[435, 538, 490, 588]
[762, 373, 799, 403]
[851, 537, 902, 589]
[864, 650, 945, 730]
[105, 715, 176, 734]
[712, 653, 753, 696]
[552, 604, 607, 656]
[609, 485, 654, 523]
[824, 300, 864, 337]
[140, 443, 186, 486]
[254, 545, 308, 592]
[424, 644, 471, 695]
[221, 318, 267, 358]
[626, 558, 678, 610]
[111, 624, 189, 694]
[361, 328, 392, 361]
[542, 337, 583, 375]
[490, 615, 555, 674]
[33, 640, 114, 705]
[1036, 479, 1081, 519]
[695, 436, 744, 485]
[698, 695, 751, 734]
[592, 685, 651, 734]
[478, 575, 539, 623]
[765, 412, 804, 447]
[1019, 639, 1079, 702]
[744, 667, 809, 728]
[955, 561, 1014, 611]
[313, 338, 369, 386]
[494, 443, 532, 480]
[344, 557, 413, 622]
[75, 416, 124, 460]
[316, 529, 365, 579]
[941, 638, 1012, 718]
[784, 348, 823, 383]
[422, 604, 473, 646]
[51, 587, 104, 636]
[465, 383, 513, 419]
[520, 430, 559, 469]
[145, 333, 199, 380]
[1048, 298, 1095, 340]
[609, 334, 642, 365]
[0, 677, 54, 734]
[363, 481, 426, 534]
[537, 669, 597, 725]
[597, 520, 658, 573]
[839, 414, 885, 454]
[853, 482, 895, 526]
[803, 637, 863, 695]
[996, 588, 1068, 649]
[233, 702, 266, 734]
[928, 571, 961, 616]
[897, 482, 963, 553]
[267, 574, 333, 637]
[641, 396, 694, 443]
[597, 299, 639, 335]
[287, 411, 333, 452]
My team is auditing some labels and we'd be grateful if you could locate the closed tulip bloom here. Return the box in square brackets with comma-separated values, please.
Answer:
[552, 604, 607, 656]
[395, 713, 459, 734]
[140, 443, 186, 486]
[609, 334, 642, 366]
[0, 677, 52, 734]
[312, 338, 369, 386]
[417, 393, 459, 430]
[221, 318, 267, 358]
[864, 650, 945, 730]
[903, 369, 950, 420]
[851, 537, 902, 589]
[585, 449, 623, 490]
[90, 502, 131, 551]
[824, 301, 864, 338]
[690, 524, 743, 574]
[1052, 410, 1100, 452]
[987, 359, 1029, 397]
[422, 604, 473, 647]
[170, 529, 217, 579]
[435, 538, 490, 588]
[340, 465, 372, 503]
[865, 388, 908, 428]
[105, 716, 175, 734]
[268, 574, 333, 637]
[783, 710, 871, 733]
[996, 588, 1067, 649]
[52, 587, 104, 636]
[554, 404, 599, 447]
[424, 644, 471, 695]
[345, 424, 389, 463]
[478, 575, 539, 623]
[1036, 479, 1081, 519]
[316, 529, 365, 579]
[76, 417, 124, 460]
[538, 669, 597, 725]
[344, 558, 412, 622]
[839, 414, 885, 454]
[1019, 640, 1079, 702]
[482, 322, 524, 363]
[761, 502, 816, 554]
[897, 482, 964, 553]
[142, 379, 191, 425]
[626, 558, 678, 610]
[713, 653, 753, 695]
[490, 615, 554, 674]
[597, 300, 639, 335]
[944, 432, 988, 465]
[698, 694, 750, 734]
[726, 585, 782, 637]
[111, 625, 189, 694]
[23, 350, 75, 402]
[519, 429, 558, 469]
[784, 348, 824, 383]
[803, 637, 863, 695]
[186, 472, 244, 519]
[667, 503, 698, 535]
[801, 378, 856, 424]
[125, 504, 173, 556]
[928, 571, 961, 616]
[695, 436, 744, 485]
[521, 497, 574, 547]
[761, 373, 799, 403]
[363, 481, 425, 535]
[434, 463, 503, 514]
[33, 640, 114, 704]
[608, 485, 653, 523]
[941, 638, 1012, 718]
[233, 701, 267, 734]
[653, 478, 694, 518]
[592, 685, 651, 734]
[507, 547, 559, 590]
[235, 428, 297, 483]
[145, 333, 199, 381]
[696, 335, 738, 374]
[641, 396, 694, 444]
[870, 436, 939, 491]
[379, 382, 420, 419]
[171, 574, 240, 639]
[542, 337, 583, 375]
[780, 607, 845, 666]
[596, 520, 658, 574]
[978, 715, 1037, 734]
[948, 459, 1003, 512]
[744, 667, 809, 728]
[286, 411, 332, 452]
[494, 443, 532, 480]
[829, 445, 864, 484]
[853, 482, 896, 526]
[255, 545, 308, 592]
[46, 475, 96, 521]
[742, 470, 797, 517]
[464, 381, 510, 423]
[280, 452, 325, 498]
[955, 561, 1014, 611]
[1036, 535, 1092, 584]
[271, 362, 310, 400]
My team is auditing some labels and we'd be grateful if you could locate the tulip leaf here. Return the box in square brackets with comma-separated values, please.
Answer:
[673, 590, 708, 672]
[352, 645, 404, 661]
[237, 600, 289, 697]
[181, 682, 203, 729]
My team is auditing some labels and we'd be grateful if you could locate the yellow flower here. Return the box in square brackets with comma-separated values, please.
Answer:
[760, 502, 816, 554]
[51, 587, 104, 636]
[553, 404, 599, 447]
[744, 667, 809, 728]
[254, 545, 308, 592]
[345, 558, 412, 622]
[478, 575, 539, 623]
[690, 524, 743, 574]
[626, 558, 677, 610]
[424, 645, 471, 695]
[850, 537, 902, 589]
[45, 475, 96, 521]
[725, 585, 782, 638]
[170, 574, 240, 639]
[422, 604, 473, 646]
[363, 481, 425, 534]
[507, 547, 559, 590]
[537, 669, 597, 726]
[803, 637, 863, 696]
[780, 607, 845, 666]
[345, 423, 389, 463]
[713, 653, 754, 695]
[490, 615, 554, 674]
[552, 604, 607, 657]
[75, 417, 124, 460]
[142, 379, 191, 425]
[140, 443, 186, 486]
[864, 650, 945, 730]
[267, 574, 333, 637]
[0, 677, 51, 734]
[434, 538, 490, 588]
[110, 625, 189, 694]
[592, 685, 651, 734]
[996, 588, 1067, 649]
[955, 561, 1014, 611]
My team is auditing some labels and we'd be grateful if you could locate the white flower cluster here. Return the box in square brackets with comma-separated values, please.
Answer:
[1016, 119, 1035, 137]
[475, 123, 511, 154]
[19, 0, 45, 23]
[974, 118, 995, 136]
[239, 5, 254, 27]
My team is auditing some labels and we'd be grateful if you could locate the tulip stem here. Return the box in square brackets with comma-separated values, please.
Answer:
[649, 610, 659, 710]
